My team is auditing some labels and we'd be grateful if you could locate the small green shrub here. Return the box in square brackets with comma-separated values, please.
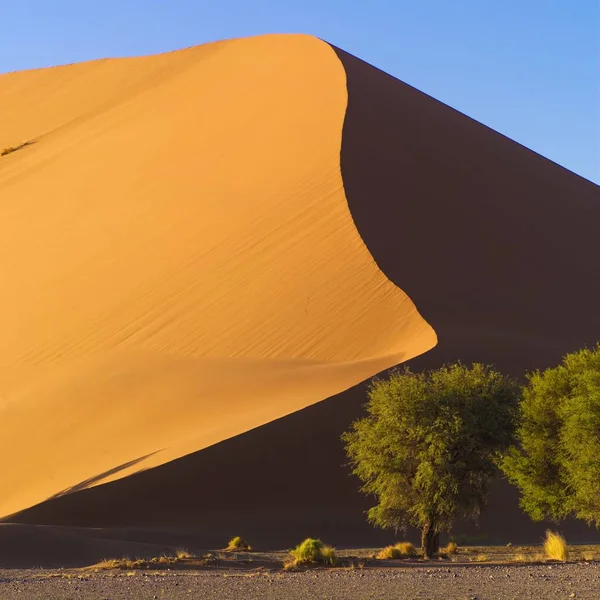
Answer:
[289, 538, 336, 567]
[226, 536, 251, 552]
[544, 530, 568, 562]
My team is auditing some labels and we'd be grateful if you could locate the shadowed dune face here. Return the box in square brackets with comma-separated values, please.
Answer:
[4, 34, 600, 549]
[0, 35, 434, 520]
[330, 46, 600, 544]
[332, 45, 600, 373]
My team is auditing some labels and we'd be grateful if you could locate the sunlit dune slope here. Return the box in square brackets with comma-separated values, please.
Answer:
[0, 34, 435, 518]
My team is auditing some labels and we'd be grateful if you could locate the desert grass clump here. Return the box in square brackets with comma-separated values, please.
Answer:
[376, 545, 399, 560]
[442, 541, 458, 555]
[513, 553, 529, 562]
[94, 558, 130, 570]
[92, 551, 198, 571]
[226, 536, 251, 552]
[473, 554, 489, 562]
[288, 538, 337, 567]
[320, 544, 337, 566]
[582, 551, 597, 562]
[543, 530, 568, 562]
[149, 555, 178, 565]
[394, 541, 417, 557]
[94, 558, 146, 570]
[376, 541, 417, 560]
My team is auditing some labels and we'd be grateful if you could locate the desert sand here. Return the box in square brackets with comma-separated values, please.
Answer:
[1, 33, 599, 556]
[0, 34, 434, 522]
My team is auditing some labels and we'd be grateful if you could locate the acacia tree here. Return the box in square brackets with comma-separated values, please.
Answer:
[343, 363, 518, 558]
[501, 344, 600, 526]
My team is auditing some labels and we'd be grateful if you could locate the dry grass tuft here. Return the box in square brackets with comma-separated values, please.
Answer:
[149, 556, 178, 566]
[320, 544, 337, 566]
[226, 536, 252, 552]
[513, 553, 529, 562]
[582, 551, 597, 562]
[175, 548, 193, 560]
[93, 551, 193, 571]
[94, 558, 126, 570]
[442, 541, 458, 555]
[472, 554, 489, 562]
[376, 545, 397, 560]
[94, 558, 147, 570]
[544, 530, 568, 562]
[376, 541, 417, 560]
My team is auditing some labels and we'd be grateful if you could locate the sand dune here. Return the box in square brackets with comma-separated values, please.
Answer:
[3, 34, 599, 552]
[0, 35, 435, 520]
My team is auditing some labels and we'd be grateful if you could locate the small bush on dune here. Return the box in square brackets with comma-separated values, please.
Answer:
[226, 536, 252, 552]
[376, 541, 417, 560]
[544, 530, 568, 562]
[288, 538, 337, 567]
[176, 548, 193, 560]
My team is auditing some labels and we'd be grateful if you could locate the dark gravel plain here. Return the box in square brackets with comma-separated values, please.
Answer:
[1, 563, 599, 600]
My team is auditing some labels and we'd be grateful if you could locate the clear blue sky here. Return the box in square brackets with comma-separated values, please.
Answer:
[2, 1, 598, 183]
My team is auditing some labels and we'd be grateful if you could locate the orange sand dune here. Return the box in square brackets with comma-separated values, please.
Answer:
[0, 35, 435, 519]
[4, 35, 599, 555]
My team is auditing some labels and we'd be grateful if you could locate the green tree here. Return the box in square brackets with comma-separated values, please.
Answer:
[343, 363, 518, 558]
[501, 344, 600, 526]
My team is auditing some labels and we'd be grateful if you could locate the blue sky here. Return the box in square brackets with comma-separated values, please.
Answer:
[2, 1, 598, 183]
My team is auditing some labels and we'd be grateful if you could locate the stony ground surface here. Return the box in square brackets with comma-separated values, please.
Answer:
[1, 562, 599, 600]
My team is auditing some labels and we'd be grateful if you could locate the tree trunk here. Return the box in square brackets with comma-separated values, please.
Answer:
[421, 522, 440, 559]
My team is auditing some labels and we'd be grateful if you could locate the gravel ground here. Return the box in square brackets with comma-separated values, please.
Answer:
[1, 563, 599, 600]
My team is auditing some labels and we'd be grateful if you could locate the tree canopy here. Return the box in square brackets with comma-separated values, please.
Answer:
[501, 344, 600, 526]
[343, 363, 519, 557]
